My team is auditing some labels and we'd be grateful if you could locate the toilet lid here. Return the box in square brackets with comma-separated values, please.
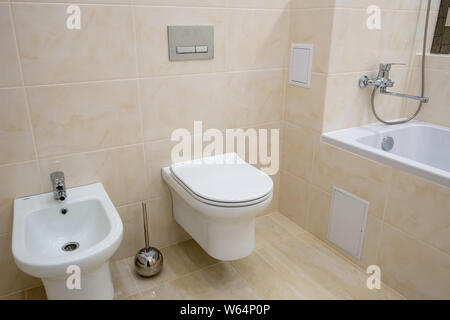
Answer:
[170, 153, 273, 203]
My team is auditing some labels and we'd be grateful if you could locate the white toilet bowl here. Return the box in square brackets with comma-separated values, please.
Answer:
[162, 153, 273, 261]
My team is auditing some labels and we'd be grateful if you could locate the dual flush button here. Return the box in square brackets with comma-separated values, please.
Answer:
[176, 46, 208, 54]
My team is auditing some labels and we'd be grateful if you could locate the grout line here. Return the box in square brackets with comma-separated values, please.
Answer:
[116, 196, 160, 210]
[0, 284, 43, 300]
[0, 118, 283, 169]
[129, 4, 152, 203]
[0, 67, 288, 90]
[10, 2, 291, 12]
[374, 167, 394, 265]
[282, 119, 323, 136]
[0, 159, 39, 169]
[280, 167, 450, 260]
[381, 220, 450, 259]
[7, 2, 44, 192]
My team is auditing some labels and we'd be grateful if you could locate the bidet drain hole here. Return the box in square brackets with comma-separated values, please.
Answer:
[62, 242, 79, 252]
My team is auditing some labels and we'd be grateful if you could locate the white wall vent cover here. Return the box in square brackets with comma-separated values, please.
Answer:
[327, 187, 369, 259]
[289, 43, 313, 88]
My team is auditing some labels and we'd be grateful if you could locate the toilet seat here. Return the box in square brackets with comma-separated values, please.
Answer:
[169, 153, 273, 208]
[162, 153, 274, 260]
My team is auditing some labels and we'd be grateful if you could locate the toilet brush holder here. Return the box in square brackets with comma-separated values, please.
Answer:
[134, 202, 163, 277]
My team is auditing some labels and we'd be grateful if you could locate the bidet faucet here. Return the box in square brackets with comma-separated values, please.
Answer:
[50, 171, 67, 201]
[359, 63, 429, 103]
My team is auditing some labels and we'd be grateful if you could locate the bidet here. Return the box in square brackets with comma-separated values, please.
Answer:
[12, 183, 123, 300]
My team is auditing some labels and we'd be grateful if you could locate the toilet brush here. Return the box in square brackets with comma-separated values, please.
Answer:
[134, 202, 163, 277]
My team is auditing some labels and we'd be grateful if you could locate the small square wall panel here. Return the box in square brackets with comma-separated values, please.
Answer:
[327, 186, 369, 259]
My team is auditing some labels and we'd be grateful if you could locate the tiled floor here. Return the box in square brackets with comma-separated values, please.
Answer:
[1, 212, 404, 300]
[113, 212, 404, 300]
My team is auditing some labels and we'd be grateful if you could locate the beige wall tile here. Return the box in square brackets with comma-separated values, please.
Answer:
[261, 172, 279, 216]
[227, 0, 290, 9]
[0, 4, 21, 87]
[290, 9, 334, 74]
[413, 5, 439, 54]
[135, 0, 225, 6]
[334, 0, 422, 10]
[379, 224, 450, 299]
[279, 171, 309, 229]
[324, 67, 411, 131]
[141, 74, 237, 141]
[38, 145, 148, 207]
[290, 0, 335, 9]
[322, 72, 372, 132]
[0, 233, 41, 296]
[0, 88, 35, 165]
[15, 0, 132, 3]
[245, 70, 285, 125]
[328, 9, 420, 74]
[282, 122, 316, 181]
[409, 67, 450, 128]
[241, 121, 282, 170]
[113, 202, 146, 261]
[27, 80, 141, 158]
[140, 71, 283, 142]
[145, 139, 176, 199]
[0, 161, 42, 235]
[148, 195, 190, 249]
[306, 185, 330, 240]
[285, 73, 327, 132]
[312, 142, 392, 219]
[411, 53, 450, 71]
[12, 4, 136, 85]
[385, 169, 450, 255]
[228, 9, 289, 70]
[135, 6, 228, 77]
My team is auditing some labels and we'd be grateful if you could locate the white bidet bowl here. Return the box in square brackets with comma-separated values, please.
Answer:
[12, 183, 123, 300]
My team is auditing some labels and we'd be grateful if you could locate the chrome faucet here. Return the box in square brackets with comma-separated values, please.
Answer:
[50, 171, 67, 201]
[359, 63, 429, 103]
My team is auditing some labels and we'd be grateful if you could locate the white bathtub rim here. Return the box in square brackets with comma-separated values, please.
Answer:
[321, 121, 450, 188]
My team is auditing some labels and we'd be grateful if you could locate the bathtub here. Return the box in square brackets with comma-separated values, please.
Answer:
[321, 121, 450, 188]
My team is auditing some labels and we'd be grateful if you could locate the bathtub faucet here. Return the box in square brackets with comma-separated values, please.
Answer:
[359, 63, 429, 103]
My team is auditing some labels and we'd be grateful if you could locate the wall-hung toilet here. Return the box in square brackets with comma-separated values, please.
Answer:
[162, 153, 273, 261]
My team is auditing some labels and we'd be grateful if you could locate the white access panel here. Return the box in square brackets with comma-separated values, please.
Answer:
[327, 187, 369, 259]
[289, 44, 313, 88]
